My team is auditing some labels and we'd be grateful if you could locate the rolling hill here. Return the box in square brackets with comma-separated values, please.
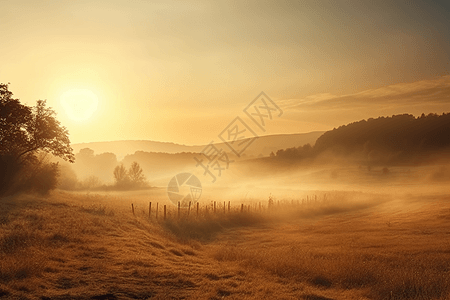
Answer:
[71, 131, 324, 158]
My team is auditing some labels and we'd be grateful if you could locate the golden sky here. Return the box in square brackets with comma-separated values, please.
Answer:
[1, 0, 450, 145]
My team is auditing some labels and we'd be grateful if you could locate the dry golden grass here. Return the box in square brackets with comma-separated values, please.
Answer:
[208, 194, 450, 300]
[0, 189, 449, 299]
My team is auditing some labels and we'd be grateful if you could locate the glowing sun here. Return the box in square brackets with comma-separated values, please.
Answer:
[60, 89, 98, 122]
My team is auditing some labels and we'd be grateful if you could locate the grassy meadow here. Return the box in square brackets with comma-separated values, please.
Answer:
[1, 188, 450, 300]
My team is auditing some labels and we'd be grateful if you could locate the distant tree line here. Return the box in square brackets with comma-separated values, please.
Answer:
[72, 148, 118, 185]
[58, 148, 149, 191]
[275, 113, 450, 165]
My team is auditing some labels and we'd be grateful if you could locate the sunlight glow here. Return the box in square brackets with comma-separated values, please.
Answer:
[60, 89, 99, 122]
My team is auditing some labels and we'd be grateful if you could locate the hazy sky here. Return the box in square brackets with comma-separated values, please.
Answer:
[1, 0, 450, 145]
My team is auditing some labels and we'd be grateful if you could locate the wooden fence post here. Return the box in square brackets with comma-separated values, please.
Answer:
[149, 202, 152, 218]
[188, 201, 191, 216]
[214, 201, 216, 214]
[178, 201, 180, 219]
[164, 205, 166, 220]
[223, 201, 226, 214]
[131, 203, 135, 215]
[228, 201, 230, 212]
[241, 204, 244, 213]
[196, 202, 199, 217]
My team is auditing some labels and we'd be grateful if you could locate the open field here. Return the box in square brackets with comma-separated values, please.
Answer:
[1, 188, 450, 300]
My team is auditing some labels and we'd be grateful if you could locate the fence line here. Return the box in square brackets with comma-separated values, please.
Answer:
[131, 194, 330, 221]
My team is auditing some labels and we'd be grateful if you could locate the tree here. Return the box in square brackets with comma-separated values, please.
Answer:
[0, 84, 74, 163]
[0, 83, 32, 157]
[0, 83, 74, 195]
[113, 162, 147, 190]
[128, 161, 146, 187]
[113, 164, 129, 187]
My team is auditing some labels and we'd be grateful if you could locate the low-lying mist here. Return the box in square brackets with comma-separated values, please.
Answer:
[57, 143, 450, 208]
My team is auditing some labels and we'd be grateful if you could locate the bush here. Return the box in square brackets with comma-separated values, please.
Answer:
[8, 155, 60, 195]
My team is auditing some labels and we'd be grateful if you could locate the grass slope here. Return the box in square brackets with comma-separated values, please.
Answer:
[1, 190, 449, 299]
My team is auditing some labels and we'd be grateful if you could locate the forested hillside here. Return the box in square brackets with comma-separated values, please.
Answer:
[275, 113, 450, 165]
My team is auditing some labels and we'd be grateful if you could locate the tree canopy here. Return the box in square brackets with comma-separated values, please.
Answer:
[0, 83, 74, 163]
[0, 83, 74, 195]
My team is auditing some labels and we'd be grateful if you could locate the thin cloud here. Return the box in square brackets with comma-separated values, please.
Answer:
[281, 76, 450, 111]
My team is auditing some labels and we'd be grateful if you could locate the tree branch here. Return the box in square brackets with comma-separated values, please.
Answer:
[17, 146, 39, 159]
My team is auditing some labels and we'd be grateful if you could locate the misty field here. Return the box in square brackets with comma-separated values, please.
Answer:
[1, 189, 450, 300]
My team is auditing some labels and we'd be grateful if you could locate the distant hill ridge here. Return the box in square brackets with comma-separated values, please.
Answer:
[71, 131, 325, 158]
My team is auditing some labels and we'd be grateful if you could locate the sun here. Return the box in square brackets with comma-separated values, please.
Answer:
[60, 89, 99, 122]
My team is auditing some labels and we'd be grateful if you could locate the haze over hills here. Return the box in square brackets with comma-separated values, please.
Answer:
[66, 113, 450, 187]
[71, 131, 324, 158]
